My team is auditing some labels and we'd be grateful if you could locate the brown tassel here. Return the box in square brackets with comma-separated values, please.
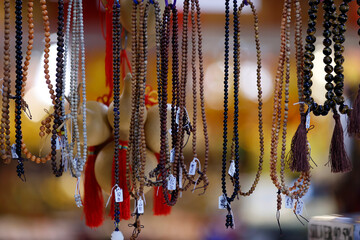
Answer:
[329, 112, 352, 173]
[288, 112, 310, 172]
[348, 86, 360, 137]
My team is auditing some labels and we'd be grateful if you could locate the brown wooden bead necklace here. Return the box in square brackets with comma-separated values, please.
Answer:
[175, 0, 209, 194]
[0, 0, 12, 164]
[269, 0, 311, 231]
[157, 2, 182, 207]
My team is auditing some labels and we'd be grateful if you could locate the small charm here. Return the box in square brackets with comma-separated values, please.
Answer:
[74, 194, 82, 208]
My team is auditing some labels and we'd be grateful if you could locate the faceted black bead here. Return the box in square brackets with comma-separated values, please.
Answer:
[323, 56, 332, 65]
[325, 91, 334, 100]
[303, 89, 312, 97]
[338, 14, 348, 24]
[334, 65, 344, 74]
[334, 88, 343, 96]
[323, 29, 331, 38]
[304, 80, 313, 89]
[323, 38, 332, 47]
[304, 51, 315, 61]
[307, 27, 316, 35]
[305, 43, 315, 52]
[323, 103, 331, 112]
[323, 47, 332, 56]
[306, 35, 316, 43]
[324, 65, 333, 73]
[325, 83, 334, 91]
[334, 73, 344, 83]
[325, 99, 335, 108]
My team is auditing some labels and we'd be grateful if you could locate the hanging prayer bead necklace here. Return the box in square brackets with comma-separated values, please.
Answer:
[302, 0, 352, 173]
[51, 0, 66, 177]
[14, 0, 25, 181]
[269, 0, 311, 232]
[176, 0, 209, 193]
[220, 0, 264, 229]
[111, 1, 123, 237]
[1, 0, 12, 164]
[158, 2, 182, 207]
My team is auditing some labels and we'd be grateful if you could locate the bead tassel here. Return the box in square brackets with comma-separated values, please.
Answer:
[153, 153, 172, 216]
[329, 112, 352, 173]
[288, 112, 310, 172]
[110, 142, 130, 221]
[348, 88, 360, 137]
[83, 147, 104, 228]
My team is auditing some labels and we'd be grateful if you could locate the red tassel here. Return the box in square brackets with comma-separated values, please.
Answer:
[348, 86, 360, 137]
[83, 147, 104, 228]
[153, 153, 172, 216]
[109, 141, 131, 220]
[329, 113, 352, 173]
[288, 112, 310, 172]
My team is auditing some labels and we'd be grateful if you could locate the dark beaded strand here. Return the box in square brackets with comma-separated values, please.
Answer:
[221, 0, 240, 229]
[51, 0, 65, 177]
[15, 0, 25, 181]
[112, 1, 121, 229]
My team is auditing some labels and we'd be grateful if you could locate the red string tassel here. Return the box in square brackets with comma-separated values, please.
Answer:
[83, 147, 104, 228]
[109, 141, 130, 220]
[153, 153, 172, 216]
[348, 86, 360, 137]
[329, 112, 352, 173]
[288, 112, 310, 172]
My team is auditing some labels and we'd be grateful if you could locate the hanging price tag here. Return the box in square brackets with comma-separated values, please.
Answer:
[55, 137, 61, 150]
[285, 196, 294, 209]
[11, 144, 19, 159]
[137, 197, 144, 214]
[228, 160, 235, 177]
[189, 158, 197, 175]
[295, 199, 304, 215]
[115, 187, 123, 203]
[176, 107, 181, 125]
[167, 174, 176, 190]
[170, 148, 175, 163]
[179, 167, 183, 189]
[306, 112, 310, 129]
[218, 195, 228, 210]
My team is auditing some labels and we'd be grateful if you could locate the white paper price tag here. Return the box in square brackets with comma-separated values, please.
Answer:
[115, 187, 123, 203]
[285, 196, 294, 209]
[176, 107, 181, 124]
[228, 160, 235, 177]
[295, 199, 304, 215]
[189, 159, 197, 175]
[170, 148, 175, 163]
[11, 144, 19, 159]
[55, 137, 61, 150]
[167, 174, 176, 190]
[218, 195, 228, 210]
[179, 167, 183, 189]
[137, 198, 144, 214]
[306, 112, 310, 129]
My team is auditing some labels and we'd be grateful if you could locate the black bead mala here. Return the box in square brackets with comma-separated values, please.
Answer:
[302, 0, 352, 173]
[51, 0, 65, 177]
[15, 0, 25, 181]
[221, 0, 240, 229]
[303, 0, 351, 116]
[112, 0, 121, 232]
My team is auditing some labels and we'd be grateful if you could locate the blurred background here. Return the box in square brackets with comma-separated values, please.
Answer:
[1, 0, 360, 239]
